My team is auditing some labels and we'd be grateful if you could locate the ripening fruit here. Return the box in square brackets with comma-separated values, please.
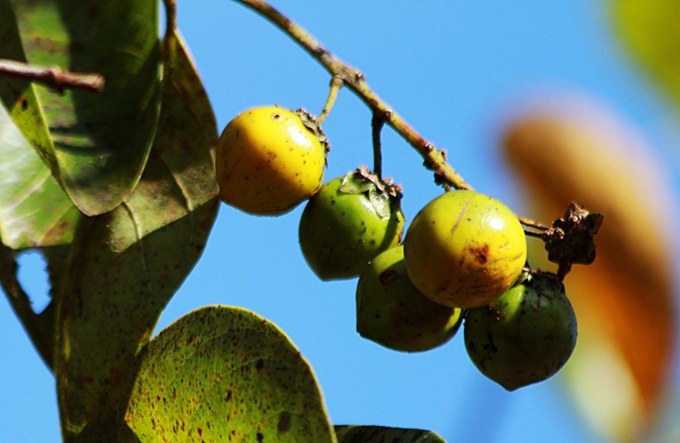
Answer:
[403, 190, 527, 308]
[464, 273, 577, 390]
[356, 246, 463, 352]
[299, 168, 405, 280]
[216, 106, 327, 215]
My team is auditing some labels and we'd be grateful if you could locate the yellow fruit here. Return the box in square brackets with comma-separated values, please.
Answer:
[216, 106, 326, 215]
[403, 190, 527, 308]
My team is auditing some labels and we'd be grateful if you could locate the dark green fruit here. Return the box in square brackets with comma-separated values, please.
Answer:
[356, 246, 463, 352]
[464, 272, 577, 390]
[299, 167, 405, 280]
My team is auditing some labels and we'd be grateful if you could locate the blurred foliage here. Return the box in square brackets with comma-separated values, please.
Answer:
[612, 0, 680, 111]
[503, 98, 677, 441]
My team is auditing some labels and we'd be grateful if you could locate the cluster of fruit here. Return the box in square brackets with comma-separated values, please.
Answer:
[216, 105, 577, 391]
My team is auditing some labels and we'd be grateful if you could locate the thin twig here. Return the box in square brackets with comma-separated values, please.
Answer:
[235, 0, 472, 191]
[371, 112, 385, 179]
[519, 216, 550, 232]
[0, 59, 104, 93]
[317, 75, 343, 125]
[234, 0, 559, 234]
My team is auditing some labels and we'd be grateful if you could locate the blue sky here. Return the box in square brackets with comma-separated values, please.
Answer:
[2, 1, 678, 441]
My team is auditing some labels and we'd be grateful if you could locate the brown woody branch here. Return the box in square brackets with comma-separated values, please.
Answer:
[233, 0, 559, 232]
[235, 0, 472, 190]
[0, 59, 104, 93]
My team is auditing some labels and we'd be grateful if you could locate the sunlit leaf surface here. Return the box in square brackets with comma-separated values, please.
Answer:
[0, 103, 80, 249]
[126, 306, 336, 443]
[502, 97, 676, 442]
[0, 0, 162, 215]
[54, 33, 219, 439]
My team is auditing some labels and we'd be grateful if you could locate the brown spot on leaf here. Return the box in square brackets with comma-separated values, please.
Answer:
[277, 411, 291, 433]
[379, 269, 400, 285]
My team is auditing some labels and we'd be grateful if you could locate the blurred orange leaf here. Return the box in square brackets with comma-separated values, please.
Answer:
[502, 97, 676, 441]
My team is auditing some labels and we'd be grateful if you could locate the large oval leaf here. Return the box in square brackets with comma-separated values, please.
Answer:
[0, 0, 162, 215]
[502, 98, 676, 441]
[611, 0, 680, 110]
[54, 32, 218, 440]
[126, 306, 336, 443]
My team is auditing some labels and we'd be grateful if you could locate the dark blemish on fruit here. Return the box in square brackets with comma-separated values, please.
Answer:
[469, 244, 489, 264]
[257, 431, 264, 442]
[272, 113, 281, 120]
[255, 359, 264, 371]
[379, 269, 400, 285]
[21, 99, 28, 110]
[277, 411, 292, 433]
[225, 390, 232, 402]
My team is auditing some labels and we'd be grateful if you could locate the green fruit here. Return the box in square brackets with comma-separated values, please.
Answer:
[356, 246, 463, 352]
[464, 273, 577, 390]
[403, 190, 527, 308]
[299, 168, 405, 280]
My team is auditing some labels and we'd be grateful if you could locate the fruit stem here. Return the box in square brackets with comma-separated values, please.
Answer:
[371, 112, 385, 179]
[234, 0, 473, 191]
[517, 217, 550, 238]
[317, 75, 343, 125]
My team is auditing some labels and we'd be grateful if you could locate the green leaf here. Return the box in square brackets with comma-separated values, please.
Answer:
[126, 306, 337, 443]
[611, 0, 680, 109]
[53, 33, 218, 440]
[0, 1, 53, 175]
[0, 102, 80, 249]
[338, 169, 392, 218]
[0, 0, 162, 215]
[335, 425, 447, 442]
[339, 171, 373, 195]
[367, 187, 391, 219]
